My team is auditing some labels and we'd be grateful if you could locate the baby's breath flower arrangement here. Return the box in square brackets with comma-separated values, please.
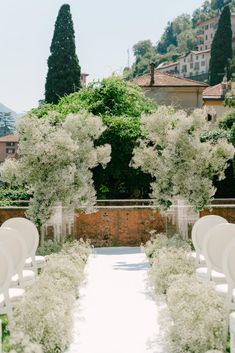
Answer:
[166, 275, 226, 353]
[0, 111, 111, 227]
[149, 247, 194, 294]
[11, 240, 91, 353]
[131, 106, 234, 211]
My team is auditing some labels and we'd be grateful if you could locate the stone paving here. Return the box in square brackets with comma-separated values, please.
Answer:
[66, 247, 165, 353]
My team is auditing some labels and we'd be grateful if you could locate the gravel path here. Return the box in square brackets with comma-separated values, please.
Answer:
[66, 247, 165, 353]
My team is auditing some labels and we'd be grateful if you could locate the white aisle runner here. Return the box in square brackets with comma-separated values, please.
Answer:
[66, 247, 164, 353]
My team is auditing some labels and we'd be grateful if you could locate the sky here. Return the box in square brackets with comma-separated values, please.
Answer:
[0, 0, 204, 113]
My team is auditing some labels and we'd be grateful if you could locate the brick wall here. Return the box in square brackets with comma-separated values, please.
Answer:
[0, 201, 234, 246]
[75, 207, 166, 246]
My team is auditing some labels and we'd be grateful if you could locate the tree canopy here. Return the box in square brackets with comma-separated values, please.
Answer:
[45, 4, 81, 104]
[28, 77, 155, 199]
[209, 6, 232, 85]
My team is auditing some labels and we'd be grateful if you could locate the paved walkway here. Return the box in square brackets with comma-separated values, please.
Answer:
[66, 247, 164, 353]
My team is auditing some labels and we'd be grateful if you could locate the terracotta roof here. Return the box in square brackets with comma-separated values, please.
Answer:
[203, 83, 223, 99]
[0, 134, 19, 142]
[131, 71, 208, 87]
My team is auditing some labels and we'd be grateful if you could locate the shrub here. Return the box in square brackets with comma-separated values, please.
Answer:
[36, 240, 63, 256]
[4, 331, 43, 353]
[166, 275, 226, 353]
[143, 232, 191, 263]
[12, 240, 91, 353]
[150, 247, 194, 294]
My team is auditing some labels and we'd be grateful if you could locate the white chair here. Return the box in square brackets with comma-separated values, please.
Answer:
[197, 223, 235, 284]
[2, 218, 45, 271]
[192, 215, 228, 268]
[0, 242, 25, 328]
[216, 237, 235, 309]
[0, 227, 35, 287]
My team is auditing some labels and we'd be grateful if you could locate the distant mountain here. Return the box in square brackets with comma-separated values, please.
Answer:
[0, 102, 17, 116]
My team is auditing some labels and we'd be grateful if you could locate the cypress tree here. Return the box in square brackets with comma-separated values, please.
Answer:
[45, 4, 81, 104]
[209, 6, 232, 86]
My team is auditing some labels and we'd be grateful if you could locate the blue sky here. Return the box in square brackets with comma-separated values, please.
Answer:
[0, 0, 203, 113]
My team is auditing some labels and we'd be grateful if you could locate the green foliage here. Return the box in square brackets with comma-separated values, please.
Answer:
[1, 314, 9, 344]
[192, 1, 218, 27]
[0, 185, 30, 206]
[127, 40, 157, 79]
[211, 0, 226, 10]
[58, 76, 154, 117]
[200, 129, 230, 142]
[45, 4, 81, 104]
[36, 240, 63, 256]
[29, 77, 154, 199]
[156, 22, 177, 55]
[219, 110, 235, 130]
[209, 6, 233, 85]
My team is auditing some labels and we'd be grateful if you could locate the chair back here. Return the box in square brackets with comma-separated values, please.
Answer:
[0, 227, 27, 274]
[2, 218, 39, 258]
[192, 215, 228, 255]
[222, 238, 235, 288]
[0, 242, 14, 293]
[203, 223, 235, 274]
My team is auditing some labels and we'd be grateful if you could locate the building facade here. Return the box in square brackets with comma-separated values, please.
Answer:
[131, 68, 208, 110]
[178, 49, 211, 81]
[156, 61, 179, 75]
[196, 13, 235, 51]
[203, 80, 234, 121]
[0, 135, 18, 163]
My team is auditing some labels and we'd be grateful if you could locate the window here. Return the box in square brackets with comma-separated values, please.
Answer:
[202, 54, 204, 59]
[201, 61, 206, 66]
[195, 62, 200, 70]
[184, 58, 186, 63]
[211, 33, 213, 38]
[6, 148, 15, 154]
[196, 55, 198, 60]
[205, 35, 208, 40]
[6, 142, 16, 147]
[190, 63, 193, 69]
[205, 25, 209, 30]
[182, 65, 187, 73]
[205, 45, 208, 49]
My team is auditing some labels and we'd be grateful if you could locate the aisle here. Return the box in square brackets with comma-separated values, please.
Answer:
[66, 247, 164, 353]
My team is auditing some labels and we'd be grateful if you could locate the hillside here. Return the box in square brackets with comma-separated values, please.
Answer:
[125, 0, 235, 79]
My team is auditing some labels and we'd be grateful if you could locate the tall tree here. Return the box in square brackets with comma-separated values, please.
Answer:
[209, 6, 232, 86]
[45, 4, 81, 104]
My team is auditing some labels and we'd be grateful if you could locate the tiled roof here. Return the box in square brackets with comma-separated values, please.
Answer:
[203, 83, 223, 99]
[0, 134, 19, 142]
[131, 71, 208, 87]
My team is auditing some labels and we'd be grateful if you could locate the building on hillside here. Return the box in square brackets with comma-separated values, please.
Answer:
[131, 64, 208, 110]
[202, 80, 234, 121]
[196, 13, 235, 51]
[0, 135, 18, 163]
[178, 49, 211, 82]
[156, 61, 179, 75]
